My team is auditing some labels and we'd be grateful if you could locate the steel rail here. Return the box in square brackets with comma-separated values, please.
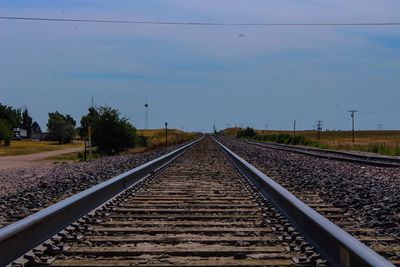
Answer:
[0, 136, 203, 266]
[242, 139, 400, 167]
[213, 137, 394, 267]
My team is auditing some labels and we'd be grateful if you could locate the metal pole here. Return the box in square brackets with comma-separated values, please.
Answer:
[352, 114, 354, 144]
[88, 126, 92, 160]
[145, 102, 149, 130]
[165, 122, 168, 146]
[348, 110, 358, 145]
[316, 121, 323, 141]
[293, 120, 296, 136]
[84, 139, 87, 161]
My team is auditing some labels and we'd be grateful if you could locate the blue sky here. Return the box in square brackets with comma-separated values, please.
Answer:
[1, 0, 400, 132]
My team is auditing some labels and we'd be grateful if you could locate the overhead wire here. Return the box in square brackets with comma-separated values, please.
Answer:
[0, 16, 400, 26]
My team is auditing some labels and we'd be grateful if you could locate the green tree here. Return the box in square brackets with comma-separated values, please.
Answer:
[0, 120, 12, 145]
[80, 107, 99, 139]
[47, 111, 76, 144]
[32, 121, 42, 133]
[0, 103, 21, 130]
[80, 106, 138, 153]
[22, 108, 33, 138]
[237, 127, 257, 138]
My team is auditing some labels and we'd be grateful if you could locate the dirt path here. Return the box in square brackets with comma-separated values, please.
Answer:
[0, 147, 84, 170]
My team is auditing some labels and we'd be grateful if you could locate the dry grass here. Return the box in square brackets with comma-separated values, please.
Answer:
[137, 129, 197, 148]
[0, 140, 84, 156]
[46, 129, 197, 162]
[223, 128, 400, 156]
[45, 151, 83, 161]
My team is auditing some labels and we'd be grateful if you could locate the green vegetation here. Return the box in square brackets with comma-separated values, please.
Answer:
[237, 127, 323, 147]
[22, 108, 33, 138]
[47, 111, 76, 144]
[253, 133, 325, 147]
[0, 103, 21, 145]
[0, 120, 12, 145]
[137, 129, 197, 148]
[226, 127, 400, 156]
[236, 127, 256, 138]
[80, 106, 138, 154]
[0, 140, 83, 156]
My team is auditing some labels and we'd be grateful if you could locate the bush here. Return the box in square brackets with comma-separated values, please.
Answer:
[47, 111, 76, 144]
[237, 127, 257, 138]
[0, 120, 11, 145]
[241, 132, 321, 147]
[81, 106, 138, 154]
[137, 135, 148, 147]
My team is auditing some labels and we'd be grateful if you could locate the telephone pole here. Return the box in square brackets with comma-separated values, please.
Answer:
[348, 110, 358, 145]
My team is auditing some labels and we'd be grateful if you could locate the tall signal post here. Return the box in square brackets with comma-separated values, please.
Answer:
[348, 110, 358, 145]
[316, 120, 323, 141]
[144, 102, 149, 130]
[165, 122, 168, 146]
[293, 120, 296, 136]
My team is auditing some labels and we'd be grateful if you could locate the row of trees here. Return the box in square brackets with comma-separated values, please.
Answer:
[0, 103, 41, 145]
[1, 102, 141, 153]
[47, 106, 141, 153]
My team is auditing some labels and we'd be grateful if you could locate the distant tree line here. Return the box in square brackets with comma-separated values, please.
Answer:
[0, 103, 41, 145]
[0, 102, 146, 154]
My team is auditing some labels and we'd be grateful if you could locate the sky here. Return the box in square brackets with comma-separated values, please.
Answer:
[1, 0, 400, 132]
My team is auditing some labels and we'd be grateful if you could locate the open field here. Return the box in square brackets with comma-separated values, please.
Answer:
[0, 140, 84, 157]
[223, 128, 400, 156]
[137, 129, 197, 148]
[46, 129, 198, 162]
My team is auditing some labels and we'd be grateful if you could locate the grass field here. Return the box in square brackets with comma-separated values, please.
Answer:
[0, 140, 84, 156]
[223, 128, 400, 156]
[136, 129, 197, 148]
[46, 129, 197, 162]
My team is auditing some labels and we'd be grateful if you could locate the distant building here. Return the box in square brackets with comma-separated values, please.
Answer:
[13, 128, 27, 139]
[31, 132, 49, 141]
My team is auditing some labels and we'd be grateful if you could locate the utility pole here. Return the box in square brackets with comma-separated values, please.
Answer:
[88, 126, 92, 161]
[293, 120, 296, 136]
[348, 110, 358, 145]
[165, 122, 168, 146]
[316, 120, 323, 141]
[144, 102, 149, 130]
[84, 138, 87, 161]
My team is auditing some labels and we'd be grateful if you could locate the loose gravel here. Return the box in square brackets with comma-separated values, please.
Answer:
[219, 137, 400, 239]
[0, 142, 192, 227]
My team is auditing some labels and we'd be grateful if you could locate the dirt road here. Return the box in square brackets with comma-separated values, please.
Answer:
[0, 147, 84, 170]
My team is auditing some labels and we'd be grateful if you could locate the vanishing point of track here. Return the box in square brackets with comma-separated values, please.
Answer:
[25, 137, 317, 266]
[1, 136, 395, 266]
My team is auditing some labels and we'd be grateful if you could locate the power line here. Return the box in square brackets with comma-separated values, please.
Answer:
[1, 16, 400, 26]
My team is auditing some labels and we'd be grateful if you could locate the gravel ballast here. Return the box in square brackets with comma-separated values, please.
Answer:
[219, 137, 400, 239]
[0, 142, 192, 227]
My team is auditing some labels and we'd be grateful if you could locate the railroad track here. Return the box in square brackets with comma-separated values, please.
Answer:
[0, 136, 394, 266]
[240, 138, 400, 168]
[218, 137, 400, 266]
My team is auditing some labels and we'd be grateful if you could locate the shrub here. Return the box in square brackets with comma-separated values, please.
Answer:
[237, 127, 257, 138]
[81, 106, 138, 154]
[47, 111, 76, 144]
